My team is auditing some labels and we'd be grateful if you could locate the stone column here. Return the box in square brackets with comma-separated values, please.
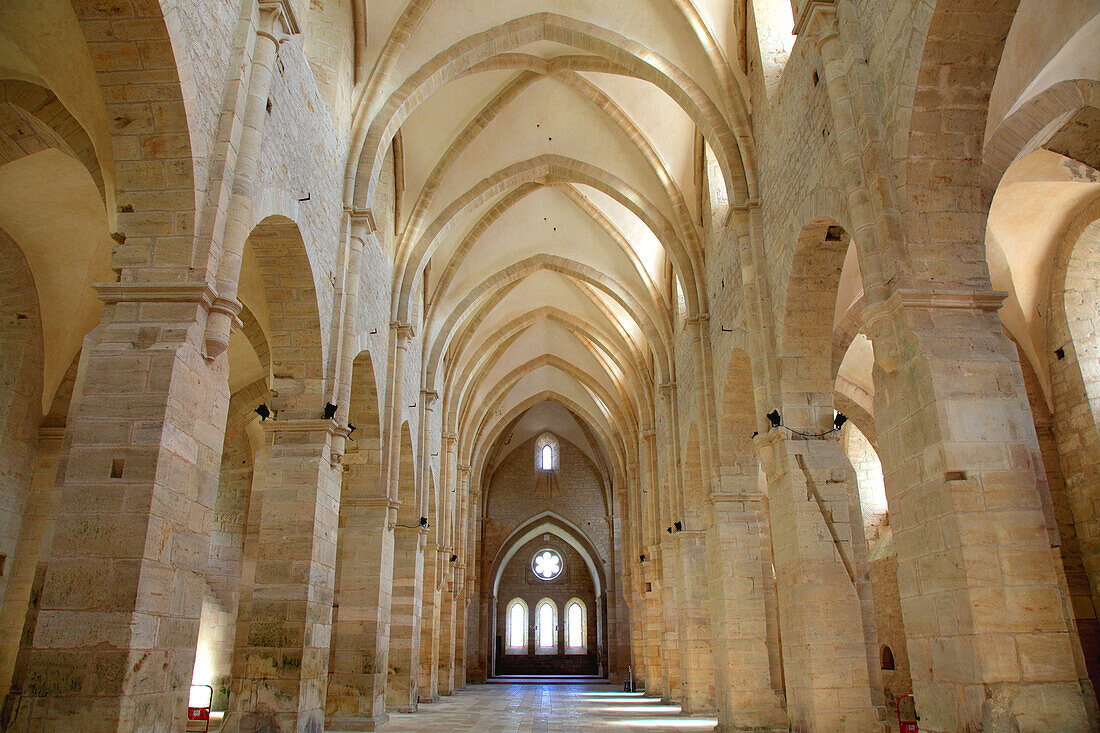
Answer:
[757, 430, 876, 731]
[12, 283, 229, 730]
[638, 430, 665, 697]
[704, 492, 788, 731]
[222, 418, 340, 733]
[203, 0, 299, 359]
[872, 293, 1092, 732]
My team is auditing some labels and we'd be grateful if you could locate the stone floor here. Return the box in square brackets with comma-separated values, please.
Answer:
[363, 684, 719, 732]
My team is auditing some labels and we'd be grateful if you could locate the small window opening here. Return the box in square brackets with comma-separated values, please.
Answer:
[881, 645, 896, 671]
[534, 433, 558, 471]
[110, 458, 125, 478]
[566, 600, 585, 651]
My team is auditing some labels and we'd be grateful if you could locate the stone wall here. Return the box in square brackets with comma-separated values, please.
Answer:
[493, 535, 598, 676]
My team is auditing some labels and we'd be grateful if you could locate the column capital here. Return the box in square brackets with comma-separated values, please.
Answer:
[457, 464, 471, 475]
[685, 312, 710, 326]
[729, 198, 761, 213]
[264, 417, 342, 441]
[421, 389, 439, 405]
[343, 205, 376, 233]
[793, 0, 836, 38]
[95, 281, 216, 308]
[391, 321, 416, 340]
[442, 431, 458, 443]
[258, 0, 300, 36]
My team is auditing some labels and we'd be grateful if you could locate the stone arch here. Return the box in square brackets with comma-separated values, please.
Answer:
[243, 215, 325, 416]
[67, 0, 197, 266]
[718, 348, 759, 477]
[489, 513, 607, 599]
[432, 278, 659, 412]
[393, 66, 702, 291]
[779, 219, 851, 431]
[192, 378, 270, 707]
[396, 420, 418, 524]
[426, 181, 666, 320]
[840, 422, 888, 541]
[1010, 330, 1100, 692]
[399, 154, 697, 322]
[903, 0, 1023, 286]
[426, 255, 671, 388]
[468, 393, 625, 515]
[443, 307, 650, 434]
[983, 79, 1100, 204]
[1048, 198, 1100, 652]
[461, 356, 634, 478]
[236, 303, 272, 386]
[326, 349, 388, 724]
[0, 80, 106, 207]
[347, 13, 751, 213]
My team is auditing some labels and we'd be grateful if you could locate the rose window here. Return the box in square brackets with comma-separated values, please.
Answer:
[532, 550, 563, 580]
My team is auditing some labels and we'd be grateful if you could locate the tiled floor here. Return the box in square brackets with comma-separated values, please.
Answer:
[365, 683, 718, 732]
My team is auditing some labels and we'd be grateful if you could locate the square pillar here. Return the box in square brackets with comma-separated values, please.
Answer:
[436, 570, 457, 695]
[417, 547, 442, 703]
[672, 531, 716, 714]
[222, 419, 340, 733]
[874, 295, 1092, 732]
[705, 495, 788, 731]
[11, 289, 228, 730]
[324, 497, 395, 731]
[386, 524, 425, 712]
[757, 432, 876, 731]
[657, 541, 682, 702]
[641, 550, 666, 698]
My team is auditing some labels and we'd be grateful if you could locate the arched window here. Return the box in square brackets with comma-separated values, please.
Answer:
[565, 598, 586, 653]
[535, 598, 557, 654]
[505, 598, 528, 654]
[881, 645, 896, 671]
[534, 433, 558, 471]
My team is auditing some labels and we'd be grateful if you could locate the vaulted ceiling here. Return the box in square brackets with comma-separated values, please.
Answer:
[343, 0, 761, 489]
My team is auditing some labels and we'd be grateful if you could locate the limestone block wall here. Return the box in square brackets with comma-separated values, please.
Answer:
[168, 0, 241, 194]
[482, 437, 611, 565]
[256, 34, 345, 361]
[494, 535, 598, 676]
[867, 532, 912, 709]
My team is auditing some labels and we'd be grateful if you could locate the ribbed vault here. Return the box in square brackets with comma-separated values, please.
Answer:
[343, 0, 753, 500]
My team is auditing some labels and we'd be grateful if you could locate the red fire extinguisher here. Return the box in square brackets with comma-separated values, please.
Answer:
[897, 694, 918, 733]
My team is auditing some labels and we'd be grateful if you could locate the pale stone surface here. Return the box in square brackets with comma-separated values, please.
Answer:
[0, 1, 1097, 731]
